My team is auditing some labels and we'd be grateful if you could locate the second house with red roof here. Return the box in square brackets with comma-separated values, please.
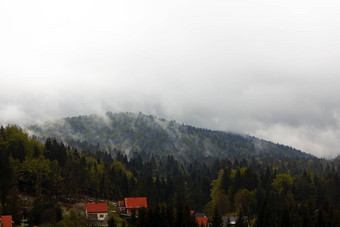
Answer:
[85, 202, 109, 226]
[118, 197, 148, 215]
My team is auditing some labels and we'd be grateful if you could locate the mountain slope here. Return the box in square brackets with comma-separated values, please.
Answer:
[28, 112, 312, 160]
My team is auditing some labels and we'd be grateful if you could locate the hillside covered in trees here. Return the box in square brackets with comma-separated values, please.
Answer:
[29, 112, 310, 161]
[1, 124, 340, 226]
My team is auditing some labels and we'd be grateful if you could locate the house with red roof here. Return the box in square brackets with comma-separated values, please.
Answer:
[123, 197, 147, 215]
[0, 215, 12, 227]
[85, 203, 108, 226]
[192, 212, 209, 227]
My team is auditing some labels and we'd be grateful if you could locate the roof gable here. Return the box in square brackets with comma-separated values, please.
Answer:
[118, 200, 125, 207]
[124, 197, 147, 208]
[86, 203, 108, 213]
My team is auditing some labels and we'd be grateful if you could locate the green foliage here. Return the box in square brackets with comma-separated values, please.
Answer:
[234, 189, 255, 216]
[136, 203, 197, 227]
[29, 197, 62, 226]
[56, 209, 86, 227]
[211, 206, 222, 227]
[20, 156, 51, 195]
[204, 169, 232, 217]
[2, 124, 340, 226]
[108, 216, 116, 227]
[271, 173, 293, 194]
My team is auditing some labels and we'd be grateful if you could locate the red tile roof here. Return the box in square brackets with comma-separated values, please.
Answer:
[86, 203, 108, 213]
[195, 217, 208, 227]
[1, 215, 12, 227]
[124, 197, 147, 208]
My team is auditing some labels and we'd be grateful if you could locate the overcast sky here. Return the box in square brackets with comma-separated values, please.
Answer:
[1, 0, 340, 158]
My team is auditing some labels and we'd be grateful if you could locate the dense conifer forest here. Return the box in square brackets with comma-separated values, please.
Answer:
[29, 112, 312, 162]
[1, 125, 340, 226]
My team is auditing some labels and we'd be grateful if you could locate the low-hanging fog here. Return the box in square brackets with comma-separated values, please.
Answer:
[1, 0, 340, 158]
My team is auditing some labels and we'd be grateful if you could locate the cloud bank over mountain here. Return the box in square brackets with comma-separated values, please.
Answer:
[1, 0, 340, 157]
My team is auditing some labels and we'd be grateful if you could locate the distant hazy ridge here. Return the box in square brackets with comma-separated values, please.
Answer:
[28, 112, 311, 161]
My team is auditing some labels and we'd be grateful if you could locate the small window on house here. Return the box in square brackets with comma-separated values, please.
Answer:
[100, 215, 104, 218]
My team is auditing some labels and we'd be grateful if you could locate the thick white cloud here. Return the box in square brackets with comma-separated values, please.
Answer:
[1, 0, 340, 157]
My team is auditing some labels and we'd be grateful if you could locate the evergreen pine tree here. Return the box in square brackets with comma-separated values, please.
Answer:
[211, 206, 222, 227]
[108, 216, 116, 227]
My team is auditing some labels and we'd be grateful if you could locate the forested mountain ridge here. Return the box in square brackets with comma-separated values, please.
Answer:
[1, 124, 340, 227]
[28, 112, 311, 161]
